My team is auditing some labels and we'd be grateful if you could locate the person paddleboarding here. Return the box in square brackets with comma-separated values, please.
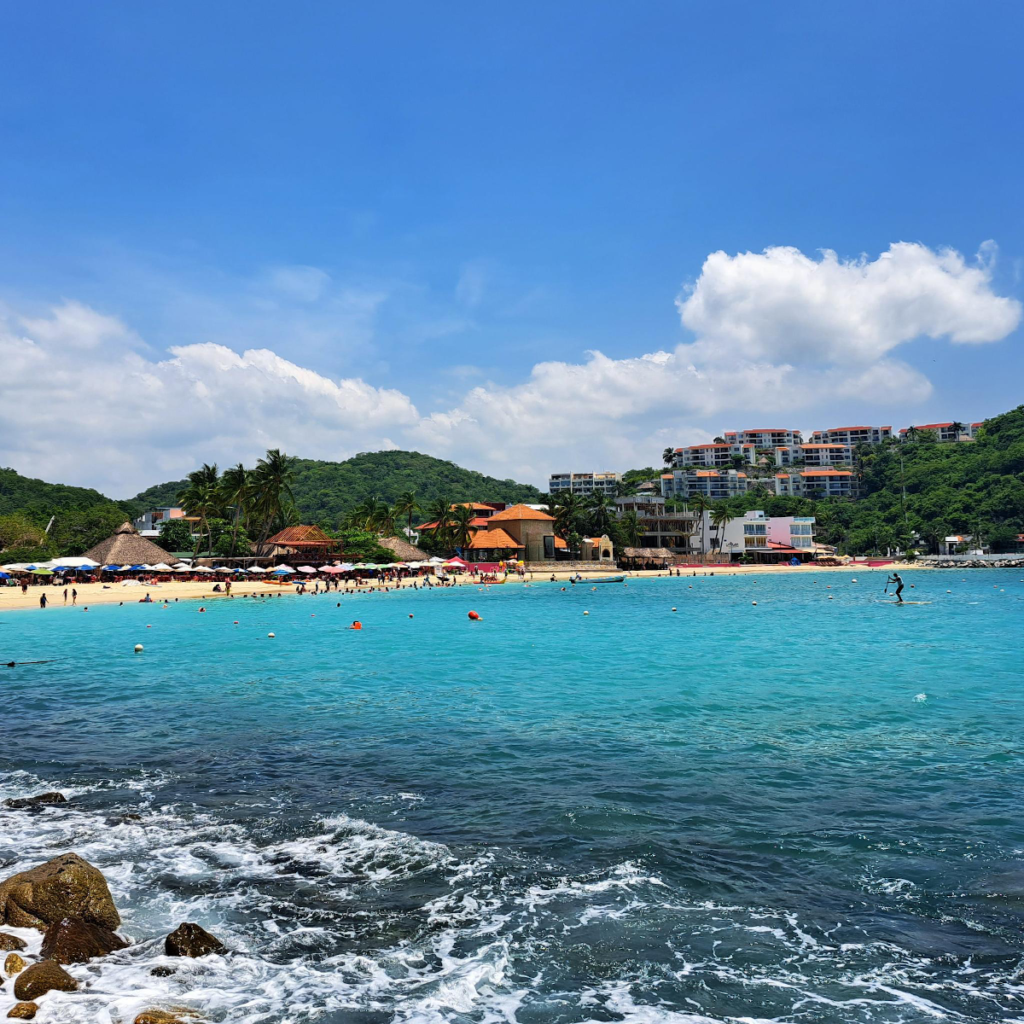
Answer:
[886, 571, 905, 603]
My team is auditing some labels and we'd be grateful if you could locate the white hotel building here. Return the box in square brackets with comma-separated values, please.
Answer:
[548, 471, 621, 496]
[723, 428, 803, 448]
[670, 442, 756, 468]
[809, 425, 893, 446]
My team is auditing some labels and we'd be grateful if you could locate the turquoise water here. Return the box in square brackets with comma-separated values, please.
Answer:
[1, 570, 1023, 1023]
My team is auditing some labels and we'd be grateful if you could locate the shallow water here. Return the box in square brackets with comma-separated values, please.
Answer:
[1, 570, 1023, 1023]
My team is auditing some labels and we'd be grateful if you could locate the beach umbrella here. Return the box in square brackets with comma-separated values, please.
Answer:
[428, 556, 445, 564]
[0, 572, 9, 579]
[272, 567, 294, 575]
[102, 565, 120, 571]
[296, 566, 318, 573]
[152, 563, 174, 572]
[171, 563, 192, 571]
[30, 568, 54, 576]
[215, 566, 234, 573]
[275, 564, 296, 573]
[247, 566, 267, 574]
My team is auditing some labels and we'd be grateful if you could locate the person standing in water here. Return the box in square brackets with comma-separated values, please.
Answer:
[887, 571, 905, 603]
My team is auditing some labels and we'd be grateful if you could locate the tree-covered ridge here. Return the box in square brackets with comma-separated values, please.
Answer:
[129, 450, 544, 523]
[0, 467, 118, 521]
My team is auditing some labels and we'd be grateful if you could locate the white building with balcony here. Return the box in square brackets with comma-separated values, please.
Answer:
[723, 428, 804, 448]
[548, 471, 621, 496]
[661, 468, 752, 501]
[809, 425, 893, 446]
[716, 511, 817, 561]
[898, 421, 981, 443]
[671, 442, 756, 468]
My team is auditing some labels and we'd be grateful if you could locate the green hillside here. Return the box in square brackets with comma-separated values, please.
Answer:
[708, 406, 1024, 553]
[0, 467, 115, 522]
[128, 450, 544, 525]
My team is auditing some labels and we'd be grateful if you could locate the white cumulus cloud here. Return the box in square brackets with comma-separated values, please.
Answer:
[678, 241, 1021, 364]
[0, 241, 1018, 495]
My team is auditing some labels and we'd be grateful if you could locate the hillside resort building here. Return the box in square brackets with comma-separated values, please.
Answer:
[547, 471, 621, 496]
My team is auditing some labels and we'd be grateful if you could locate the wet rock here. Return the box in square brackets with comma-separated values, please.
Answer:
[7, 1002, 38, 1020]
[134, 1010, 200, 1024]
[0, 934, 26, 952]
[40, 915, 128, 964]
[164, 922, 225, 958]
[0, 853, 120, 931]
[149, 965, 175, 977]
[4, 952, 27, 975]
[2, 793, 67, 811]
[13, 960, 78, 1001]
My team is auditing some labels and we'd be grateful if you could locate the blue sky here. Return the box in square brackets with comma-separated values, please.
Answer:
[1, 2, 1022, 495]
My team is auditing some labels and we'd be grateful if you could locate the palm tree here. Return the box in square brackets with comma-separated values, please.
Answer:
[252, 449, 297, 551]
[587, 492, 614, 536]
[950, 420, 966, 442]
[549, 491, 585, 542]
[688, 493, 712, 556]
[393, 490, 420, 541]
[904, 426, 919, 442]
[372, 501, 398, 539]
[619, 510, 642, 547]
[177, 463, 221, 556]
[449, 503, 479, 556]
[662, 447, 676, 466]
[710, 506, 732, 557]
[425, 495, 454, 552]
[219, 463, 251, 556]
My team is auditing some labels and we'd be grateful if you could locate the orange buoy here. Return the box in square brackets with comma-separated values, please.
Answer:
[350, 620, 362, 630]
[468, 610, 480, 621]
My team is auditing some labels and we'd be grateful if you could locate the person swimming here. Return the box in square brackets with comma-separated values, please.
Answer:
[887, 571, 905, 603]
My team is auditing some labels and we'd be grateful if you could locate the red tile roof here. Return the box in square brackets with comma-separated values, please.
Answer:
[489, 504, 555, 522]
[800, 470, 852, 477]
[464, 527, 523, 549]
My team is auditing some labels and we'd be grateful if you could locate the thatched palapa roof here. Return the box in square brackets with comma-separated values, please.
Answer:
[378, 536, 430, 561]
[266, 525, 334, 548]
[621, 547, 676, 560]
[83, 522, 172, 566]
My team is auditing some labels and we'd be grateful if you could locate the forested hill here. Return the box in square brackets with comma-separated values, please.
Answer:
[0, 467, 118, 521]
[128, 450, 544, 523]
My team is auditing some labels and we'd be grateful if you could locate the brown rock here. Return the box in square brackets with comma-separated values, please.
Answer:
[164, 922, 225, 958]
[3, 793, 67, 811]
[0, 933, 26, 952]
[7, 1003, 38, 1020]
[13, 960, 78, 1000]
[0, 853, 120, 931]
[4, 952, 27, 975]
[40, 915, 128, 964]
[134, 1011, 200, 1024]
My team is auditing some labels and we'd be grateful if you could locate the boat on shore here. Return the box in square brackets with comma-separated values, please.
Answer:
[589, 575, 625, 583]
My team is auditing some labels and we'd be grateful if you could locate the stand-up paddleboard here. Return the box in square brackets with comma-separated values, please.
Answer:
[878, 600, 932, 605]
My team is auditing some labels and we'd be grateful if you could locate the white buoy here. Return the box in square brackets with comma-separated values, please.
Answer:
[134, 644, 144, 653]
[268, 632, 276, 638]
[671, 607, 677, 612]
[583, 610, 589, 615]
[752, 601, 757, 606]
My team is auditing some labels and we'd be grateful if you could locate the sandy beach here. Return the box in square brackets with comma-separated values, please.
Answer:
[0, 561, 922, 613]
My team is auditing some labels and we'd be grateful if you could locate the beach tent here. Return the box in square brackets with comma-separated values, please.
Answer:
[443, 557, 468, 567]
[51, 557, 101, 569]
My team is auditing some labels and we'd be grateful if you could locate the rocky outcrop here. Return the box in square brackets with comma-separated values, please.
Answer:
[4, 952, 27, 975]
[0, 933, 26, 952]
[2, 793, 67, 811]
[0, 853, 120, 931]
[6, 1003, 38, 1020]
[164, 923, 225, 958]
[40, 915, 128, 964]
[133, 1011, 201, 1024]
[922, 557, 1024, 568]
[12, 960, 78, 1000]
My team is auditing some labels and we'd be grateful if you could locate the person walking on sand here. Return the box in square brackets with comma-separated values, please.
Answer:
[72, 587, 78, 606]
[886, 571, 905, 603]
[39, 592, 48, 609]
[63, 586, 68, 604]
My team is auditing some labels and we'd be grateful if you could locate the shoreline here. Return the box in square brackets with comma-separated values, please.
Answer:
[0, 561, 936, 613]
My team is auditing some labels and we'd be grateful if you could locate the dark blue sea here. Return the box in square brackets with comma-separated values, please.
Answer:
[1, 569, 1023, 1022]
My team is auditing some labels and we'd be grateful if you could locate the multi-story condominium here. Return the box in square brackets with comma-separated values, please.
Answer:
[716, 511, 817, 560]
[614, 496, 699, 553]
[671, 442, 756, 468]
[547, 471, 621, 496]
[898, 421, 981, 442]
[809, 425, 893, 446]
[775, 468, 855, 499]
[772, 443, 853, 468]
[723, 427, 803, 448]
[661, 468, 752, 500]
